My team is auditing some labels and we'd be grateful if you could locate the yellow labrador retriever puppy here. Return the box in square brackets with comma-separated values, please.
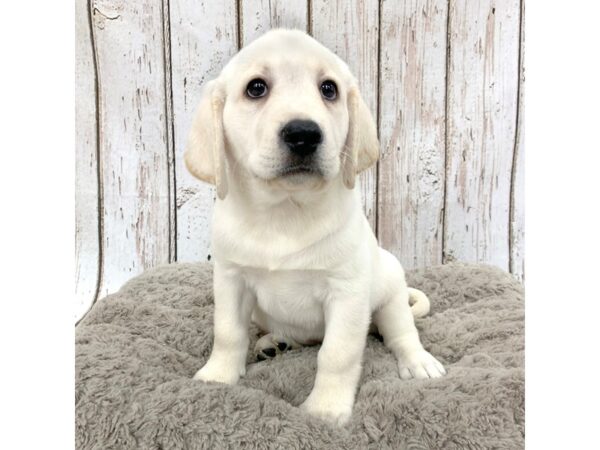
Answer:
[185, 29, 445, 425]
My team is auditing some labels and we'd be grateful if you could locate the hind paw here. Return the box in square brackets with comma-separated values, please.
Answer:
[254, 334, 298, 361]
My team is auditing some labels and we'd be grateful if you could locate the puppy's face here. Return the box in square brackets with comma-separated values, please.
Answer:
[184, 30, 379, 198]
[221, 33, 351, 188]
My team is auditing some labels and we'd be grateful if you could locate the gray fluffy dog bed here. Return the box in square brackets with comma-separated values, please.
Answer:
[76, 263, 524, 449]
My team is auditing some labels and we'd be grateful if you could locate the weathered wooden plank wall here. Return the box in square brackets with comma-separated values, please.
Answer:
[170, 0, 238, 264]
[510, 0, 525, 282]
[443, 0, 521, 270]
[242, 0, 308, 45]
[89, 0, 173, 307]
[377, 0, 447, 269]
[76, 0, 525, 321]
[75, 0, 100, 320]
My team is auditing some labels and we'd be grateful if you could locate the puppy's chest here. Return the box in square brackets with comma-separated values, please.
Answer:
[243, 269, 329, 323]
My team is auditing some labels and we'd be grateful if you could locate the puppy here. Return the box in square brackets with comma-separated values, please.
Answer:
[185, 29, 445, 425]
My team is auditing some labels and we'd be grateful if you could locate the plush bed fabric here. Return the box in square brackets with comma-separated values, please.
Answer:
[75, 262, 524, 449]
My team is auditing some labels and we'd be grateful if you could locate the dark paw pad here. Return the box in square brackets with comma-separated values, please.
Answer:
[277, 342, 288, 351]
[261, 347, 276, 358]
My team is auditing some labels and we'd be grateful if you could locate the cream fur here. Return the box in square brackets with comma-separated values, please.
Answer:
[185, 29, 445, 426]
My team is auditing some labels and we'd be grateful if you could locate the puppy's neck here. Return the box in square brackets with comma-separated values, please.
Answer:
[212, 170, 363, 270]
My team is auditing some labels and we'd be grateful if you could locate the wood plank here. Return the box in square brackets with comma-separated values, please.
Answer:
[377, 0, 448, 269]
[510, 0, 525, 281]
[241, 0, 308, 46]
[75, 0, 100, 320]
[444, 0, 521, 270]
[91, 0, 171, 296]
[170, 0, 238, 263]
[310, 0, 379, 230]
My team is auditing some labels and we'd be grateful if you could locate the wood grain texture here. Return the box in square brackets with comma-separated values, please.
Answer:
[75, 0, 100, 320]
[241, 0, 308, 46]
[91, 0, 171, 296]
[443, 0, 521, 270]
[170, 0, 238, 263]
[510, 0, 525, 281]
[377, 0, 448, 269]
[310, 0, 379, 229]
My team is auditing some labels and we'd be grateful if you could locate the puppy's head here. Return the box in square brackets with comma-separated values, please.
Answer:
[184, 29, 379, 199]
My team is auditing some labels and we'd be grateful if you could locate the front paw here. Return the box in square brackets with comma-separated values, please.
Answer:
[299, 393, 352, 426]
[193, 360, 244, 385]
[397, 349, 446, 380]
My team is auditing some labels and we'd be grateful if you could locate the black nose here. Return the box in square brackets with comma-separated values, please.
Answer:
[280, 120, 322, 157]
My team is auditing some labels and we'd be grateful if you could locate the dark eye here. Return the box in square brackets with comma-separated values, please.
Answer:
[320, 80, 337, 100]
[246, 78, 268, 98]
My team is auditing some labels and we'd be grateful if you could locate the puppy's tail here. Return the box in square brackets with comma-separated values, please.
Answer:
[408, 288, 431, 318]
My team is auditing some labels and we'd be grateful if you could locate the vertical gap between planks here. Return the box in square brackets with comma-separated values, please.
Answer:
[306, 0, 312, 35]
[374, 0, 382, 238]
[236, 0, 243, 48]
[162, 0, 177, 263]
[509, 0, 525, 278]
[441, 0, 452, 264]
[78, 0, 104, 326]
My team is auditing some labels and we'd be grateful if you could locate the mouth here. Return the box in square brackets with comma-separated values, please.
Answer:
[278, 164, 322, 177]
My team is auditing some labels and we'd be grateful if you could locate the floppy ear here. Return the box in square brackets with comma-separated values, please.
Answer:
[342, 87, 379, 189]
[184, 80, 228, 200]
